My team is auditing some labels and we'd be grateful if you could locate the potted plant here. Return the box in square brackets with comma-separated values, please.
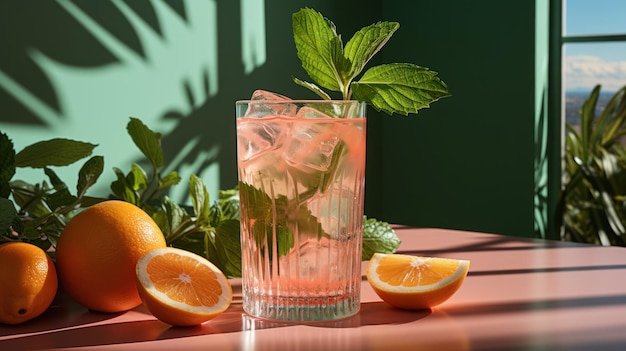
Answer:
[558, 84, 626, 246]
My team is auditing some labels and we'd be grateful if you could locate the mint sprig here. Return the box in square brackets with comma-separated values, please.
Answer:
[293, 8, 450, 115]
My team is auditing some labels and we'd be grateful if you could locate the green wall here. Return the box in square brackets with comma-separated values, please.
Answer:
[0, 0, 538, 238]
[373, 1, 537, 238]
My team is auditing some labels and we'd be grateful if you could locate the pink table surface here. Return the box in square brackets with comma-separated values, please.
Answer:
[2, 226, 626, 350]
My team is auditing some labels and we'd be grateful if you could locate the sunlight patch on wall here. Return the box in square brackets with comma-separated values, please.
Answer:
[241, 0, 266, 74]
[0, 0, 249, 204]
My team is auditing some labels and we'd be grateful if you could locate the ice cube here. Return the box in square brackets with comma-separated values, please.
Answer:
[283, 107, 341, 172]
[279, 237, 342, 281]
[237, 118, 289, 161]
[276, 236, 359, 297]
[250, 89, 291, 101]
[244, 90, 297, 118]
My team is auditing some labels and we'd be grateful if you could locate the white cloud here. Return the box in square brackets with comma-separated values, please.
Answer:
[564, 55, 626, 92]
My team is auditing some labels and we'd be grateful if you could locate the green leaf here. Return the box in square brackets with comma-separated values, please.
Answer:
[600, 86, 626, 146]
[238, 182, 295, 256]
[213, 219, 242, 278]
[158, 171, 181, 189]
[126, 117, 164, 168]
[249, 218, 295, 258]
[352, 63, 451, 116]
[15, 138, 97, 168]
[158, 196, 191, 243]
[216, 187, 240, 221]
[110, 167, 137, 204]
[293, 8, 345, 93]
[293, 203, 325, 241]
[0, 197, 17, 234]
[189, 174, 211, 227]
[579, 85, 601, 163]
[44, 167, 66, 191]
[77, 156, 104, 198]
[292, 76, 332, 100]
[128, 164, 149, 192]
[361, 216, 401, 260]
[275, 224, 295, 257]
[47, 188, 76, 209]
[344, 21, 399, 80]
[238, 182, 273, 220]
[8, 180, 50, 217]
[152, 209, 171, 237]
[0, 132, 16, 198]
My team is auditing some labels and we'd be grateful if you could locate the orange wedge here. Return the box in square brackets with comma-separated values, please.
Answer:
[135, 247, 232, 326]
[366, 253, 470, 310]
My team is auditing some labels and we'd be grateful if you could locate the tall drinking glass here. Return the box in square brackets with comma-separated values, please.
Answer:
[236, 97, 367, 322]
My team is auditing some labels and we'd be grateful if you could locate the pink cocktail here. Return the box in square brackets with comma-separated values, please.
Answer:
[236, 92, 366, 321]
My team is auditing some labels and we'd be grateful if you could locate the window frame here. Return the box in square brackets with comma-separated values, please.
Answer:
[546, 0, 626, 241]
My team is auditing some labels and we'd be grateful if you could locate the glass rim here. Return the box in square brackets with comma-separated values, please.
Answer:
[235, 99, 365, 104]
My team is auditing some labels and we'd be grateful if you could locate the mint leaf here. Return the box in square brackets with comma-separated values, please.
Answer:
[15, 138, 97, 168]
[212, 218, 242, 278]
[44, 167, 65, 190]
[238, 181, 328, 258]
[0, 198, 17, 234]
[154, 196, 190, 240]
[9, 180, 49, 217]
[189, 174, 211, 227]
[292, 8, 450, 114]
[127, 117, 164, 168]
[158, 171, 181, 189]
[0, 132, 16, 198]
[215, 187, 240, 221]
[352, 63, 450, 116]
[77, 156, 104, 198]
[292, 76, 332, 100]
[344, 21, 399, 80]
[46, 188, 76, 209]
[110, 167, 138, 204]
[293, 8, 346, 94]
[362, 216, 401, 260]
[251, 219, 295, 258]
[238, 182, 273, 219]
[128, 164, 149, 192]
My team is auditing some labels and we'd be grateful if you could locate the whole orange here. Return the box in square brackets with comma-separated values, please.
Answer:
[0, 242, 58, 325]
[55, 200, 166, 313]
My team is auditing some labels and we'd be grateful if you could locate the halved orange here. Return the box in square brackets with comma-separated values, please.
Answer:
[366, 253, 470, 310]
[135, 247, 233, 327]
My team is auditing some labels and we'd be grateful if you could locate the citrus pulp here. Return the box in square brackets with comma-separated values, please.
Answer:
[135, 247, 232, 327]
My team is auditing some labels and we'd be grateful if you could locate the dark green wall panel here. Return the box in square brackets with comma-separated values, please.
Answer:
[374, 0, 536, 237]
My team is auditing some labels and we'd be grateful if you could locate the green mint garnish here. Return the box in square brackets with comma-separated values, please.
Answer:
[293, 7, 450, 115]
[362, 216, 402, 260]
[238, 182, 327, 258]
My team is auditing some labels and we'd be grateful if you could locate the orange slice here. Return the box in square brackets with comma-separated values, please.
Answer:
[135, 247, 233, 326]
[366, 253, 470, 310]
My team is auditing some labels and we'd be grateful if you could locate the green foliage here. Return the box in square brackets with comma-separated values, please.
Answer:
[0, 134, 105, 250]
[292, 8, 450, 115]
[362, 216, 401, 260]
[14, 138, 97, 168]
[559, 84, 626, 246]
[0, 133, 16, 198]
